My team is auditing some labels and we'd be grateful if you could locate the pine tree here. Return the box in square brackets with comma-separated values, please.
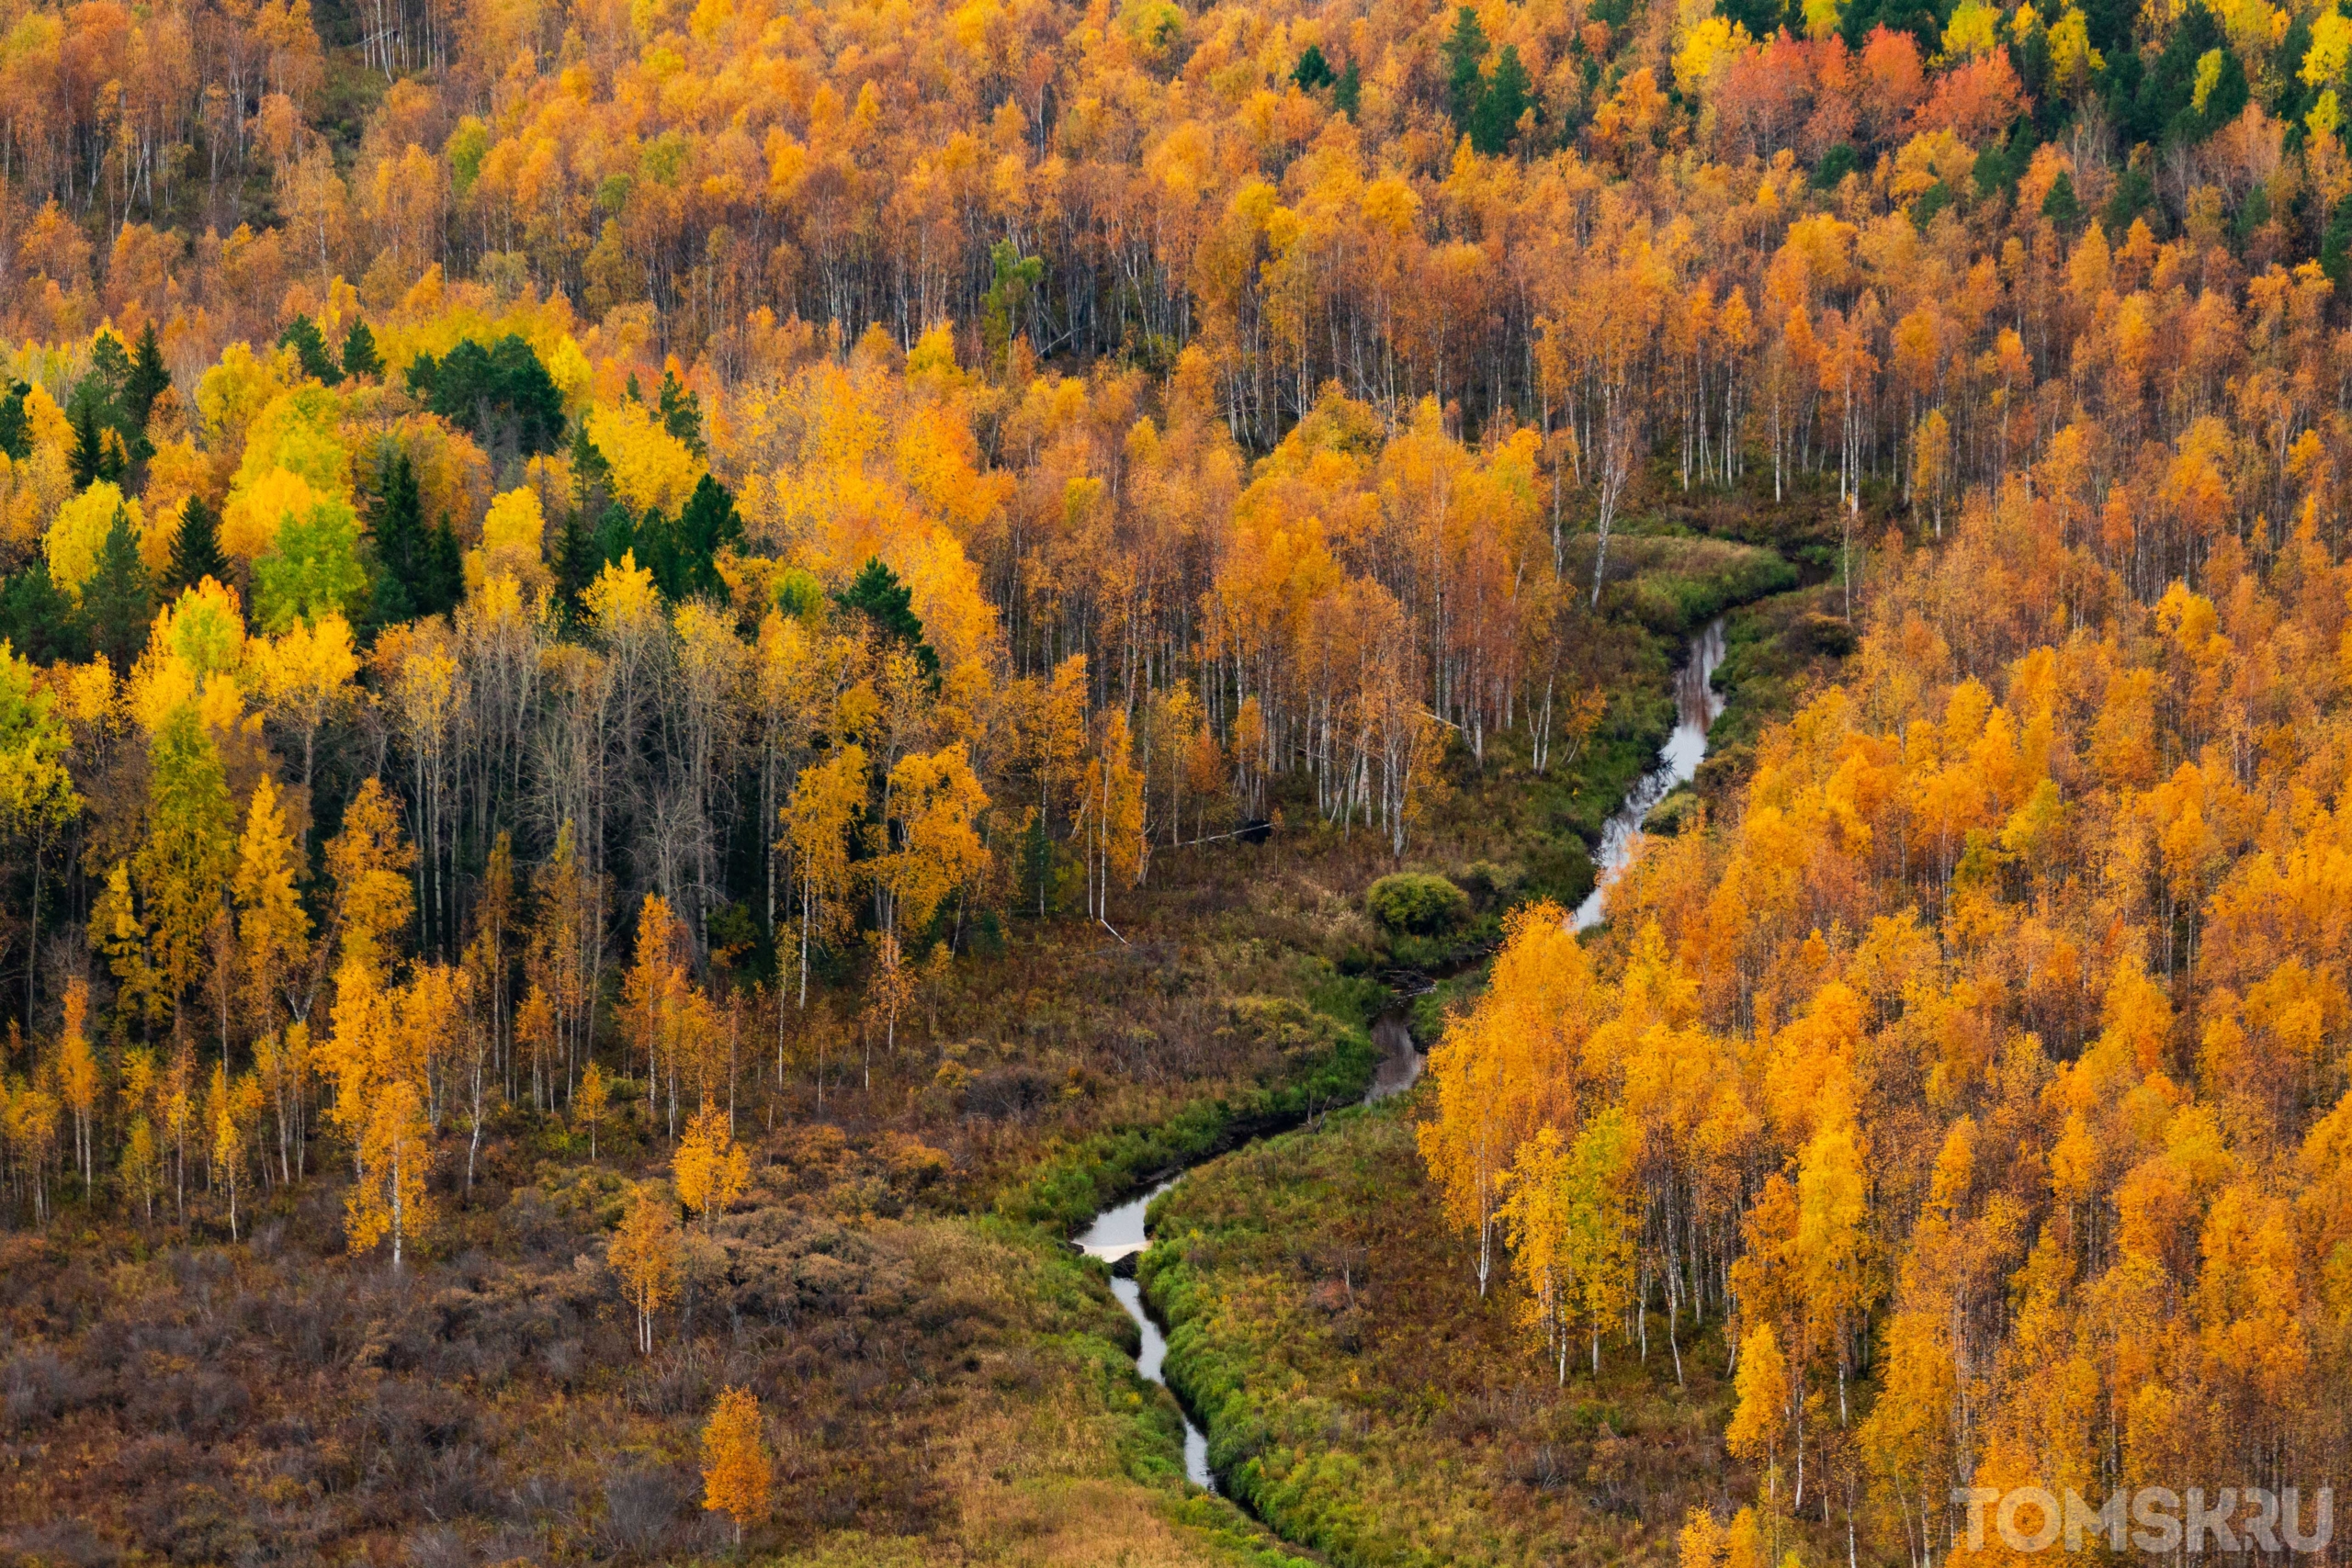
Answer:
[671, 474, 741, 599]
[0, 381, 29, 460]
[423, 518, 463, 617]
[169, 495, 226, 591]
[554, 507, 602, 615]
[0, 561, 87, 664]
[834, 558, 940, 681]
[594, 502, 637, 570]
[1292, 41, 1335, 89]
[1471, 44, 1531, 155]
[412, 335, 564, 458]
[1335, 57, 1362, 118]
[368, 450, 425, 626]
[81, 506, 152, 671]
[341, 318, 382, 381]
[277, 315, 343, 385]
[634, 506, 682, 599]
[570, 422, 613, 512]
[89, 332, 132, 406]
[69, 402, 110, 490]
[657, 368, 706, 457]
[2043, 171, 2082, 229]
[1442, 7, 1488, 136]
[124, 324, 171, 431]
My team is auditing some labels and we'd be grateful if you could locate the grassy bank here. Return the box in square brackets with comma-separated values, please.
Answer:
[993, 999, 1379, 1232]
[1363, 530, 1804, 918]
[1693, 582, 1857, 799]
[1137, 1097, 1777, 1568]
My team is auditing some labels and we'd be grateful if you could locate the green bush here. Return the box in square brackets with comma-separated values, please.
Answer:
[1365, 873, 1469, 936]
[1641, 789, 1701, 837]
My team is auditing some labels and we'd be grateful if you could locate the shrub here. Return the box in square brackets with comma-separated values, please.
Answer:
[1366, 873, 1469, 936]
[1641, 790, 1701, 837]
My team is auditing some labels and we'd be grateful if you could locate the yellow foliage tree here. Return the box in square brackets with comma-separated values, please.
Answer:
[45, 482, 146, 599]
[232, 773, 313, 1043]
[249, 611, 359, 791]
[673, 1099, 750, 1231]
[574, 1057, 609, 1156]
[870, 743, 989, 940]
[57, 977, 98, 1193]
[699, 1385, 772, 1545]
[1419, 900, 1593, 1296]
[588, 399, 703, 518]
[1727, 1322, 1792, 1507]
[467, 486, 549, 594]
[610, 1179, 684, 1354]
[1077, 705, 1148, 925]
[345, 1076, 435, 1269]
[779, 744, 867, 1007]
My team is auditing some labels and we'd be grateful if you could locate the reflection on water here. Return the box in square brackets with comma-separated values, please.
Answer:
[1573, 617, 1728, 931]
[1078, 1179, 1215, 1490]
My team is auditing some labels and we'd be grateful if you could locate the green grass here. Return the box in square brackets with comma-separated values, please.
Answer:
[990, 993, 1380, 1232]
[1696, 583, 1856, 795]
[1136, 1096, 1813, 1568]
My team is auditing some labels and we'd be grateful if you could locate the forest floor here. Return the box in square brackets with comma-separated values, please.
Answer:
[0, 496, 1848, 1567]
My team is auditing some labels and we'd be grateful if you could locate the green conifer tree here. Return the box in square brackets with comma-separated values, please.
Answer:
[81, 507, 152, 671]
[125, 324, 172, 431]
[278, 315, 344, 385]
[169, 495, 228, 592]
[341, 319, 383, 381]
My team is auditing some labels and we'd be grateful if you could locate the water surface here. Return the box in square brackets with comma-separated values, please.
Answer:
[1573, 617, 1728, 931]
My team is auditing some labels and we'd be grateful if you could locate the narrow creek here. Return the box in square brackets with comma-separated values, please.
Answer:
[1076, 615, 1729, 1493]
[1573, 615, 1728, 931]
[1076, 1013, 1421, 1489]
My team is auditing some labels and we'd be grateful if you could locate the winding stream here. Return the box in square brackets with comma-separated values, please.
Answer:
[1573, 616, 1728, 931]
[1075, 1012, 1422, 1489]
[1076, 616, 1728, 1493]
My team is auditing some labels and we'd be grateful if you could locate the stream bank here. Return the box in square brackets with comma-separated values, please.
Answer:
[1077, 1010, 1424, 1490]
[1077, 611, 1736, 1505]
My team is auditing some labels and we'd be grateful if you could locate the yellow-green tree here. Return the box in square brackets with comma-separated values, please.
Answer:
[1499, 1123, 1576, 1382]
[57, 977, 98, 1193]
[574, 1056, 609, 1156]
[133, 705, 236, 1034]
[0, 638, 80, 1026]
[1564, 1106, 1637, 1375]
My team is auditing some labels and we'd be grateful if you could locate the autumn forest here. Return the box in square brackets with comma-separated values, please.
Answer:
[0, 0, 2346, 1553]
